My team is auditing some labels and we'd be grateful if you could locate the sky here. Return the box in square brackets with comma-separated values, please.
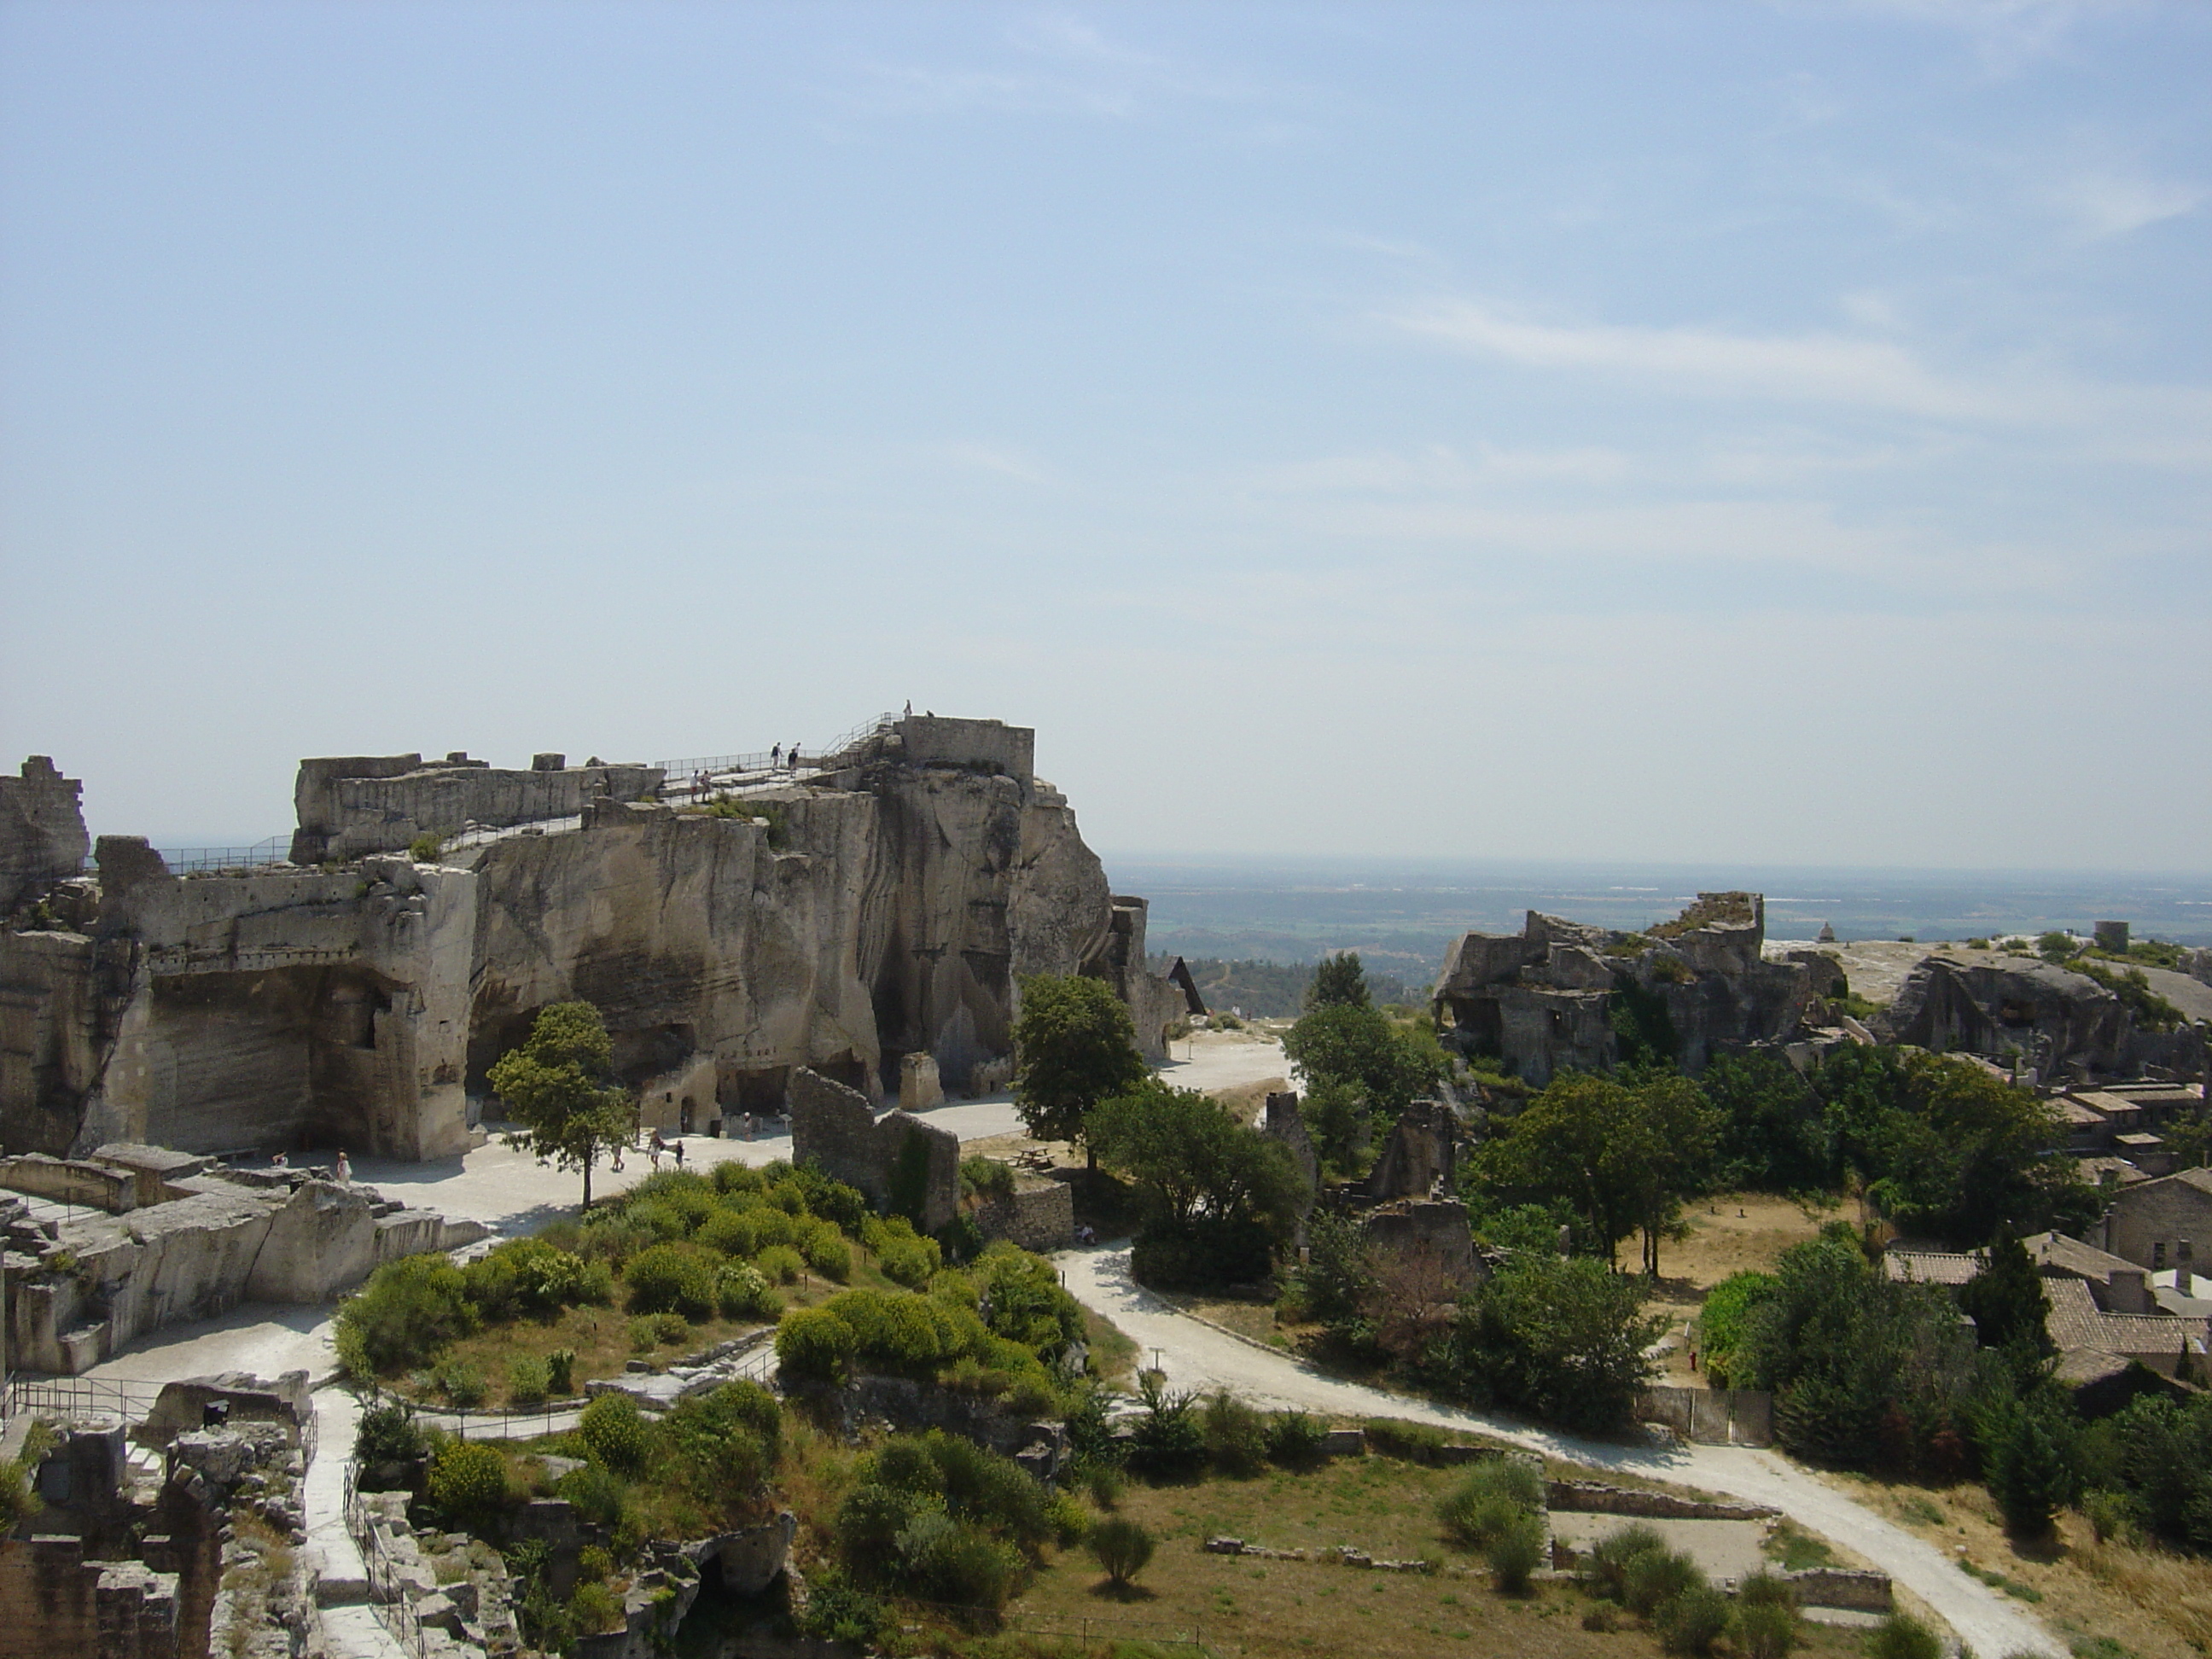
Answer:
[2, 1, 2206, 868]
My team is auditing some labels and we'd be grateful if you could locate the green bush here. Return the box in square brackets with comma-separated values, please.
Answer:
[755, 1243, 806, 1284]
[427, 1438, 511, 1526]
[1202, 1390, 1269, 1477]
[353, 1400, 427, 1465]
[579, 1393, 651, 1474]
[1125, 1373, 1208, 1480]
[1487, 1513, 1546, 1593]
[1086, 1463, 1126, 1508]
[717, 1262, 781, 1320]
[963, 1156, 1016, 1201]
[1265, 1410, 1328, 1467]
[545, 1348, 577, 1397]
[2081, 1487, 2141, 1544]
[1047, 1491, 1091, 1545]
[1655, 1585, 1733, 1655]
[556, 1462, 628, 1528]
[507, 1356, 550, 1406]
[463, 1237, 608, 1321]
[1737, 1599, 1798, 1659]
[628, 1312, 691, 1352]
[1584, 1523, 1667, 1600]
[433, 1358, 488, 1408]
[1438, 1459, 1543, 1548]
[1089, 1516, 1155, 1586]
[1624, 1549, 1704, 1616]
[800, 1222, 853, 1282]
[336, 1254, 478, 1375]
[568, 1580, 624, 1635]
[833, 1432, 1046, 1610]
[776, 1307, 859, 1384]
[624, 1242, 719, 1319]
[867, 1215, 943, 1287]
[1362, 1417, 1452, 1463]
[1865, 1613, 1941, 1659]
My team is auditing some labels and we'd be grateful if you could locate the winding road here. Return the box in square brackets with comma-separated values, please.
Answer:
[1054, 1243, 2060, 1659]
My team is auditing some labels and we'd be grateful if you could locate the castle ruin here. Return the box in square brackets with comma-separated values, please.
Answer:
[0, 716, 1185, 1161]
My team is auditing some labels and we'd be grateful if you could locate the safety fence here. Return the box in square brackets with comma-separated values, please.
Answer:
[343, 1462, 437, 1659]
[655, 710, 903, 789]
[2, 1372, 165, 1425]
[155, 836, 294, 874]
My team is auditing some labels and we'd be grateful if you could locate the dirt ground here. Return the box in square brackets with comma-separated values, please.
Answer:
[1643, 1192, 1843, 1385]
[1816, 1469, 2212, 1659]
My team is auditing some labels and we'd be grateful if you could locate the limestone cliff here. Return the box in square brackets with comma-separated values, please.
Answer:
[0, 717, 1179, 1160]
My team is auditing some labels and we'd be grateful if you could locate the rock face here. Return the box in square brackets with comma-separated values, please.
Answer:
[1880, 953, 2206, 1082]
[0, 717, 1185, 1162]
[0, 756, 88, 911]
[1433, 894, 1818, 1084]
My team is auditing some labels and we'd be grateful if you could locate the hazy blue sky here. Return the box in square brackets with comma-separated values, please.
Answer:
[3, 2, 2206, 867]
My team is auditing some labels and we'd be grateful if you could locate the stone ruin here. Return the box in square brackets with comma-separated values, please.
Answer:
[0, 1144, 482, 1374]
[1881, 952, 2207, 1086]
[1431, 894, 1824, 1084]
[786, 1067, 960, 1234]
[0, 715, 1189, 1163]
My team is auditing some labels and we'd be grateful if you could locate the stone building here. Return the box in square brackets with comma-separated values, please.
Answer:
[0, 716, 1186, 1161]
[2093, 1167, 2212, 1276]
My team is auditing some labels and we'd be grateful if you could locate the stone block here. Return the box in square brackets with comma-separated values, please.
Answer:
[898, 1051, 943, 1112]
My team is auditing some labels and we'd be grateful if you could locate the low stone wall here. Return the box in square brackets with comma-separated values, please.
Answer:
[0, 1540, 179, 1659]
[841, 1374, 1064, 1472]
[1778, 1568, 1892, 1613]
[1636, 1385, 1774, 1447]
[0, 1153, 138, 1213]
[974, 1182, 1073, 1253]
[1545, 1481, 1778, 1522]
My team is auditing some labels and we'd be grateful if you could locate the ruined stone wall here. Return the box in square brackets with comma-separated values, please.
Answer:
[974, 1181, 1074, 1253]
[0, 757, 88, 914]
[290, 754, 663, 862]
[0, 1540, 178, 1659]
[788, 1068, 958, 1233]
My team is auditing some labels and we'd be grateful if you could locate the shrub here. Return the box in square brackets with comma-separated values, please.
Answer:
[336, 1254, 477, 1375]
[1202, 1390, 1269, 1477]
[1624, 1549, 1704, 1615]
[1737, 1600, 1798, 1659]
[568, 1580, 623, 1635]
[756, 1243, 806, 1284]
[1865, 1614, 1941, 1659]
[354, 1401, 427, 1465]
[1585, 1524, 1666, 1599]
[800, 1222, 853, 1282]
[1086, 1463, 1126, 1508]
[624, 1242, 719, 1319]
[433, 1358, 487, 1408]
[1125, 1374, 1208, 1480]
[427, 1439, 510, 1526]
[1047, 1491, 1091, 1545]
[777, 1307, 859, 1384]
[577, 1545, 614, 1582]
[579, 1393, 651, 1474]
[556, 1462, 627, 1528]
[545, 1348, 577, 1397]
[1487, 1513, 1545, 1593]
[963, 1156, 1016, 1201]
[1265, 1410, 1328, 1468]
[1655, 1585, 1733, 1656]
[407, 832, 445, 863]
[629, 1313, 690, 1352]
[717, 1262, 781, 1320]
[1089, 1516, 1155, 1586]
[2081, 1487, 2141, 1544]
[1363, 1417, 1452, 1463]
[508, 1356, 550, 1406]
[1438, 1459, 1543, 1548]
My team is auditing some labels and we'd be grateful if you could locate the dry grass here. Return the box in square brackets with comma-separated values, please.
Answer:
[986, 1459, 1866, 1659]
[1208, 1074, 1293, 1123]
[1641, 1191, 1842, 1385]
[1821, 1469, 2212, 1659]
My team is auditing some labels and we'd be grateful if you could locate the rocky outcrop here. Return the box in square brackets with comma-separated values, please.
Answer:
[2, 718, 1185, 1164]
[0, 756, 88, 914]
[1433, 894, 1819, 1084]
[1880, 952, 2205, 1082]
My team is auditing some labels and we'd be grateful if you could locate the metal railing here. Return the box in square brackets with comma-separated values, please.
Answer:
[654, 711, 904, 792]
[3, 1372, 166, 1424]
[345, 1463, 434, 1659]
[155, 836, 294, 874]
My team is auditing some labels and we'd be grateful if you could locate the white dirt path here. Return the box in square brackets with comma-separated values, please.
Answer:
[1054, 1244, 2060, 1659]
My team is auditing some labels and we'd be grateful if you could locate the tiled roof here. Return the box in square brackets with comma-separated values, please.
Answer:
[2026, 1231, 2139, 1283]
[2045, 1276, 2205, 1358]
[2076, 1156, 2150, 1186]
[1885, 1250, 1980, 1286]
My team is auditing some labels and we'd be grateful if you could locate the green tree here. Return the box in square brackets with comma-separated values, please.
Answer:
[1010, 975, 1150, 1166]
[1703, 1052, 1831, 1192]
[1988, 1404, 2073, 1539]
[1448, 1253, 1667, 1434]
[1306, 952, 1371, 1010]
[1694, 1271, 1777, 1389]
[1299, 1079, 1371, 1175]
[1282, 1002, 1440, 1121]
[1090, 1082, 1307, 1289]
[488, 1002, 637, 1208]
[1622, 1069, 1722, 1276]
[1957, 1225, 2054, 1363]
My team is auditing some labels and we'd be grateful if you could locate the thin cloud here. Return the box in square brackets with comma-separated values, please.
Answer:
[2044, 168, 2204, 237]
[1388, 300, 2010, 421]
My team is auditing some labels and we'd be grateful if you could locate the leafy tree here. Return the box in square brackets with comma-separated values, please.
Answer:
[1703, 1053, 1830, 1192]
[1957, 1225, 2054, 1364]
[1299, 1079, 1371, 1175]
[1089, 1083, 1307, 1289]
[1306, 952, 1371, 1010]
[1694, 1271, 1777, 1389]
[1988, 1402, 2074, 1539]
[1281, 1003, 1438, 1121]
[1447, 1253, 1668, 1434]
[1010, 975, 1150, 1165]
[489, 1002, 637, 1208]
[1473, 1070, 1719, 1272]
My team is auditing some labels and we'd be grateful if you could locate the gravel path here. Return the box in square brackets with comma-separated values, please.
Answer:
[1055, 1244, 2060, 1659]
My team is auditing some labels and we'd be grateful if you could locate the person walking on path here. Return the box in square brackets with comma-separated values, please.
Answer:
[672, 1139, 685, 1170]
[649, 1131, 665, 1172]
[771, 743, 781, 766]
[335, 1150, 351, 1185]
